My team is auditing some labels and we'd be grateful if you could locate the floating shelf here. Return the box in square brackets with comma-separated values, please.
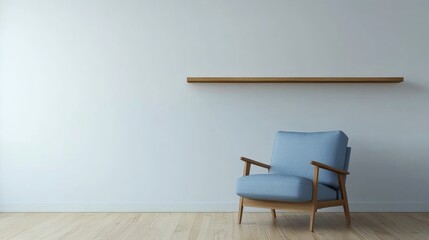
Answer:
[187, 77, 404, 83]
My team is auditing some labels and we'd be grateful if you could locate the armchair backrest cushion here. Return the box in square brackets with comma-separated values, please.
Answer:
[269, 130, 349, 189]
[344, 147, 351, 181]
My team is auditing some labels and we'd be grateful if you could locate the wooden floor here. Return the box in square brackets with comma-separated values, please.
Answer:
[0, 212, 428, 240]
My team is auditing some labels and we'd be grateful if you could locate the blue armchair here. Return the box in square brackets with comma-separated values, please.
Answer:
[236, 130, 351, 231]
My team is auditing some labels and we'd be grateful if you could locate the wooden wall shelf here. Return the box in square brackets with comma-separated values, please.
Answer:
[187, 77, 404, 83]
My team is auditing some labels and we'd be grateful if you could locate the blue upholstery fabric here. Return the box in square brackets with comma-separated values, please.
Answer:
[269, 131, 348, 189]
[237, 174, 337, 202]
[344, 147, 352, 172]
[337, 147, 352, 198]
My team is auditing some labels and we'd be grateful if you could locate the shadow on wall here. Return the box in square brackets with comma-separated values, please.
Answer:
[349, 131, 428, 203]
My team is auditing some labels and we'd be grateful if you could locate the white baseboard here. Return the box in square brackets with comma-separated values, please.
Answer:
[348, 202, 429, 212]
[0, 202, 235, 212]
[1, 202, 428, 212]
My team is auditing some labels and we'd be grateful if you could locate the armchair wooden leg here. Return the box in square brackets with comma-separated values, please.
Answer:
[271, 209, 276, 219]
[238, 197, 244, 224]
[338, 175, 351, 225]
[309, 208, 317, 232]
[310, 166, 319, 232]
[343, 201, 351, 225]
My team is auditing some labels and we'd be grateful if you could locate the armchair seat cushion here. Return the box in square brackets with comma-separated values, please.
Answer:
[236, 174, 337, 202]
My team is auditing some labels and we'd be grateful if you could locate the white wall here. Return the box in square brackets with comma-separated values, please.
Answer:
[1, 0, 429, 212]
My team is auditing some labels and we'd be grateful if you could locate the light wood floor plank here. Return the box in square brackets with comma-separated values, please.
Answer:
[196, 213, 215, 240]
[0, 213, 428, 240]
[171, 213, 196, 240]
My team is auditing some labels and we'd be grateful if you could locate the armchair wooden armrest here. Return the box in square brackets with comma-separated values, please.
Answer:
[240, 157, 271, 169]
[310, 161, 349, 175]
[310, 160, 351, 228]
[240, 157, 270, 176]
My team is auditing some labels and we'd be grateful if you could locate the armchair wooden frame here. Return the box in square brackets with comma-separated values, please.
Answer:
[238, 156, 351, 232]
